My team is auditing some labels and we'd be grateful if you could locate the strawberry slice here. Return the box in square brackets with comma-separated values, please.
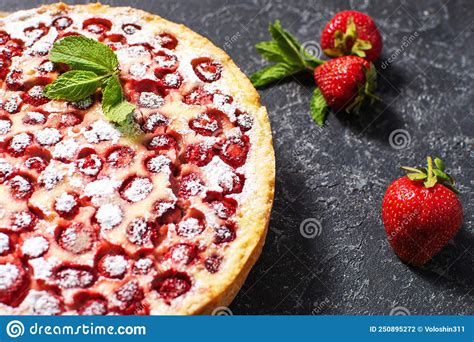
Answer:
[153, 270, 191, 301]
[218, 135, 250, 168]
[0, 262, 30, 306]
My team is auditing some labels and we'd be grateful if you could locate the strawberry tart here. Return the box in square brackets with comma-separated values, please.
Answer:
[0, 3, 274, 314]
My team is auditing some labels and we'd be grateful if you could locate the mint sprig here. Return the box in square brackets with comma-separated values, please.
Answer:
[250, 21, 323, 88]
[251, 21, 327, 126]
[44, 35, 134, 125]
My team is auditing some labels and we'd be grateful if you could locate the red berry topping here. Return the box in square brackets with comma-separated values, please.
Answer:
[220, 173, 245, 195]
[5, 39, 25, 57]
[218, 135, 250, 168]
[8, 174, 34, 199]
[0, 54, 12, 80]
[133, 258, 155, 275]
[54, 192, 80, 219]
[178, 173, 205, 199]
[54, 265, 95, 289]
[98, 254, 128, 279]
[214, 221, 236, 244]
[57, 112, 83, 128]
[11, 210, 37, 231]
[57, 223, 96, 254]
[114, 281, 144, 313]
[141, 113, 169, 133]
[184, 143, 214, 166]
[157, 33, 178, 50]
[126, 218, 157, 247]
[7, 133, 33, 156]
[52, 16, 73, 30]
[77, 297, 108, 315]
[182, 86, 213, 106]
[204, 255, 222, 274]
[153, 271, 191, 301]
[147, 134, 176, 152]
[77, 153, 103, 177]
[153, 50, 178, 73]
[191, 57, 222, 82]
[106, 146, 135, 168]
[209, 197, 238, 219]
[156, 72, 183, 89]
[189, 112, 221, 136]
[0, 262, 30, 306]
[83, 18, 112, 35]
[24, 156, 48, 172]
[0, 30, 10, 45]
[23, 111, 47, 125]
[119, 176, 154, 203]
[6, 69, 24, 90]
[2, 93, 22, 113]
[0, 233, 10, 256]
[22, 85, 50, 107]
[167, 243, 197, 265]
[24, 23, 49, 43]
[122, 23, 141, 35]
[176, 216, 205, 238]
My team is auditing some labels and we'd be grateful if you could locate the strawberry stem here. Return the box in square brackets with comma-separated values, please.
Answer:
[401, 156, 459, 193]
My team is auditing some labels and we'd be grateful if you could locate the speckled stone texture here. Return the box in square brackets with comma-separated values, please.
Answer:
[3, 0, 472, 315]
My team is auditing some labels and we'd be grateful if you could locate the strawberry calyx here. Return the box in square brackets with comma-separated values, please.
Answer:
[324, 17, 373, 59]
[401, 156, 459, 193]
[345, 62, 379, 113]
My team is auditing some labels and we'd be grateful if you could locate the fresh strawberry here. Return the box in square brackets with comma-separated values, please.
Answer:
[382, 157, 463, 266]
[312, 55, 378, 122]
[320, 10, 382, 62]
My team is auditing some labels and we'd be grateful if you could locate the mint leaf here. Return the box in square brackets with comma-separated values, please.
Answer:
[44, 70, 104, 101]
[102, 75, 124, 112]
[250, 63, 299, 88]
[252, 21, 324, 91]
[106, 101, 135, 124]
[50, 35, 118, 75]
[310, 88, 328, 126]
[255, 41, 289, 64]
[268, 20, 306, 68]
[102, 75, 135, 124]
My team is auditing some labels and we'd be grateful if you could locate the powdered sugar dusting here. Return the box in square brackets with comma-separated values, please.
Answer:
[102, 255, 128, 277]
[123, 177, 153, 202]
[96, 203, 123, 230]
[0, 263, 20, 290]
[21, 236, 49, 258]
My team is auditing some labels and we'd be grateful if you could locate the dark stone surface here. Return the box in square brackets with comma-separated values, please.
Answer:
[3, 0, 472, 315]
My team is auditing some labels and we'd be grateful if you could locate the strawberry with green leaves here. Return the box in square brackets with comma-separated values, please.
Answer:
[251, 20, 380, 126]
[382, 157, 463, 266]
[321, 10, 383, 62]
[312, 55, 379, 123]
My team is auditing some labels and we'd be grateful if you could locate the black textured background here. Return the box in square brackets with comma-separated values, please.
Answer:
[3, 0, 473, 315]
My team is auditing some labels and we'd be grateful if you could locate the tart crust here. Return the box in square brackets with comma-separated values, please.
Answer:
[0, 2, 275, 315]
